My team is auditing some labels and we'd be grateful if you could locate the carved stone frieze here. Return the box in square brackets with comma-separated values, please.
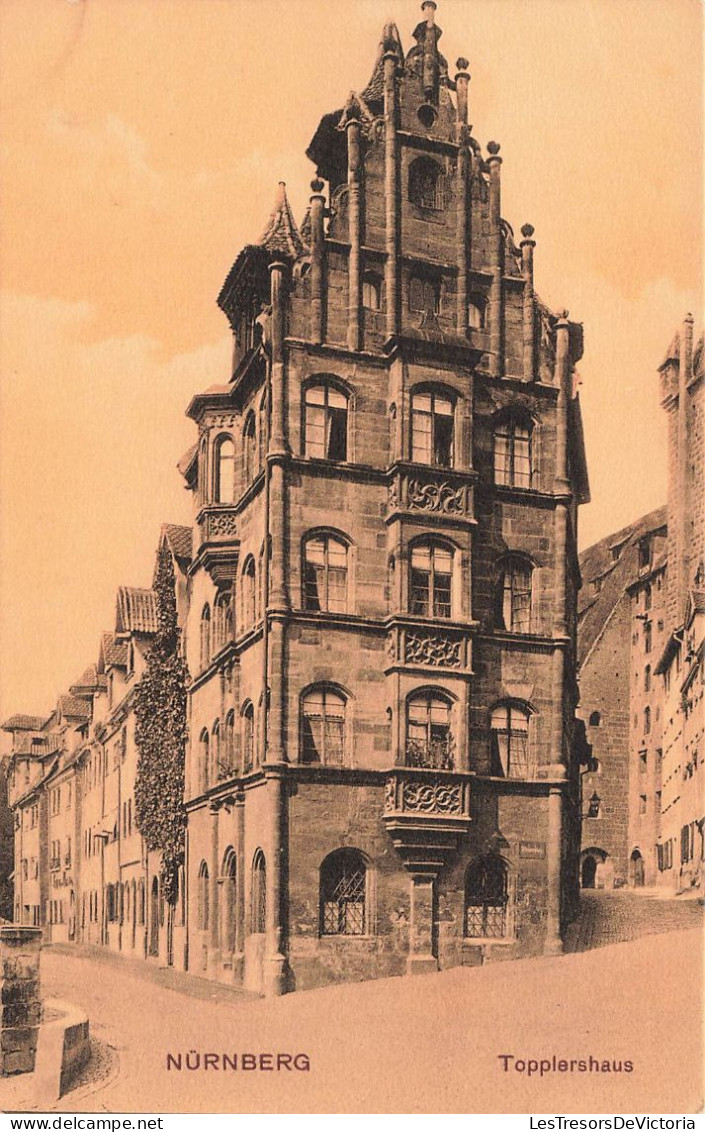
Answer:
[207, 511, 238, 538]
[405, 632, 462, 668]
[407, 478, 465, 515]
[401, 778, 462, 815]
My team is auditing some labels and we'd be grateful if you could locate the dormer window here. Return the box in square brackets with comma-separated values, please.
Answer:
[408, 156, 445, 210]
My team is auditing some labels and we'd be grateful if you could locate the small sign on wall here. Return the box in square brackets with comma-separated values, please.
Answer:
[519, 840, 546, 859]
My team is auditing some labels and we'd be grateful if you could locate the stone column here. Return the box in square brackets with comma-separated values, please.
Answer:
[455, 60, 470, 336]
[383, 44, 400, 341]
[207, 801, 221, 977]
[487, 142, 503, 377]
[263, 766, 288, 996]
[545, 784, 564, 954]
[309, 180, 326, 345]
[520, 224, 536, 383]
[0, 926, 42, 1077]
[234, 791, 246, 971]
[346, 114, 362, 352]
[408, 875, 438, 974]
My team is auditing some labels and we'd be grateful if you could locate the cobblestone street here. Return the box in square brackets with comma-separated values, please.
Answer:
[565, 889, 704, 952]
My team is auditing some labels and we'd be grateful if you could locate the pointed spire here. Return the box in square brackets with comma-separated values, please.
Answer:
[361, 21, 403, 102]
[259, 182, 307, 259]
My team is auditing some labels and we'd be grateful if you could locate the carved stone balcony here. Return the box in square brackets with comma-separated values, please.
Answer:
[197, 506, 239, 585]
[386, 619, 474, 675]
[383, 766, 472, 878]
[386, 464, 476, 525]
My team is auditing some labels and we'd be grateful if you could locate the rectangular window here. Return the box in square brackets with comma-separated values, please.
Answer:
[639, 794, 647, 815]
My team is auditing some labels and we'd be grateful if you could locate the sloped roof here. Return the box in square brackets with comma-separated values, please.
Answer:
[98, 632, 129, 673]
[70, 664, 108, 696]
[1, 714, 47, 733]
[177, 442, 198, 479]
[578, 505, 667, 669]
[161, 523, 193, 565]
[115, 587, 158, 635]
[58, 695, 91, 720]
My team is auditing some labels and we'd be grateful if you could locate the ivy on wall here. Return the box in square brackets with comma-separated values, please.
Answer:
[134, 545, 188, 904]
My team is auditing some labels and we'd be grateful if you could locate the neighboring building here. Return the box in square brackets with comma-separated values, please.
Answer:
[577, 508, 668, 888]
[182, 1, 588, 995]
[4, 4, 591, 994]
[0, 757, 13, 920]
[577, 315, 704, 894]
[655, 317, 704, 893]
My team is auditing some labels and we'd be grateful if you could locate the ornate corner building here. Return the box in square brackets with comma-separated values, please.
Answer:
[3, 3, 590, 995]
[182, 2, 589, 995]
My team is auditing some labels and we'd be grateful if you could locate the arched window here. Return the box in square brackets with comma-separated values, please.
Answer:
[406, 691, 453, 769]
[494, 417, 533, 488]
[222, 849, 237, 953]
[199, 728, 210, 792]
[242, 557, 256, 628]
[495, 556, 533, 633]
[214, 435, 235, 503]
[212, 720, 221, 780]
[644, 706, 651, 735]
[243, 412, 257, 484]
[303, 534, 348, 613]
[304, 383, 348, 461]
[197, 861, 209, 931]
[408, 156, 445, 210]
[490, 703, 534, 779]
[251, 850, 266, 934]
[320, 849, 367, 936]
[465, 856, 508, 938]
[409, 275, 440, 316]
[468, 295, 486, 330]
[362, 272, 382, 311]
[213, 592, 231, 653]
[242, 702, 255, 773]
[301, 687, 346, 765]
[225, 710, 235, 774]
[410, 540, 453, 619]
[411, 390, 453, 466]
[589, 711, 601, 727]
[200, 604, 211, 668]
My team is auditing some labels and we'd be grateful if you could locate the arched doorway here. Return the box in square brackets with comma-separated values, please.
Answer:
[149, 876, 160, 956]
[581, 855, 598, 889]
[630, 849, 645, 887]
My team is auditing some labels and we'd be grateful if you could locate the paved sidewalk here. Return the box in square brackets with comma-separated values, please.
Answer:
[46, 941, 257, 1004]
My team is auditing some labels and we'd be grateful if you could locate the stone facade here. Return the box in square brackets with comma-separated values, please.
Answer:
[0, 925, 42, 1076]
[3, 3, 590, 994]
[577, 316, 704, 894]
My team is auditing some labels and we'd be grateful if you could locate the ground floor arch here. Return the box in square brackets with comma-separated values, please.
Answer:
[580, 847, 612, 889]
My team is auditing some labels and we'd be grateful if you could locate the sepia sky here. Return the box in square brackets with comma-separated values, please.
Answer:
[0, 0, 702, 723]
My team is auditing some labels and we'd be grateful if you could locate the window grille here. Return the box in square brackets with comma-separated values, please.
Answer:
[465, 857, 508, 938]
[321, 850, 366, 935]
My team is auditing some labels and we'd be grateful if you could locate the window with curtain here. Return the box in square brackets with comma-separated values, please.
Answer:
[320, 849, 367, 936]
[304, 384, 348, 461]
[495, 557, 533, 633]
[490, 703, 533, 779]
[301, 687, 346, 765]
[406, 692, 453, 769]
[411, 391, 453, 466]
[303, 535, 348, 613]
[410, 541, 453, 619]
[494, 417, 533, 488]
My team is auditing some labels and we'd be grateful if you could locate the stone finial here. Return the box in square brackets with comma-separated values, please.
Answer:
[487, 140, 501, 155]
[310, 179, 324, 195]
[456, 57, 469, 71]
[521, 223, 535, 239]
[557, 309, 570, 321]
